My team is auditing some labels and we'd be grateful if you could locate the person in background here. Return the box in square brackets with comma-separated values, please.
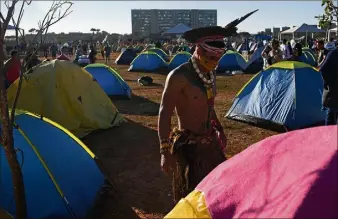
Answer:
[316, 40, 328, 65]
[286, 43, 302, 61]
[319, 47, 338, 125]
[280, 39, 287, 59]
[50, 43, 58, 59]
[24, 49, 40, 72]
[308, 38, 314, 49]
[155, 41, 161, 48]
[4, 50, 21, 88]
[283, 41, 293, 60]
[43, 45, 48, 58]
[88, 45, 97, 64]
[262, 39, 283, 68]
[100, 43, 105, 59]
[104, 43, 111, 64]
[82, 43, 88, 55]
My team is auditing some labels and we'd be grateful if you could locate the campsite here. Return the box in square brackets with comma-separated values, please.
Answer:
[81, 53, 276, 218]
[2, 51, 277, 219]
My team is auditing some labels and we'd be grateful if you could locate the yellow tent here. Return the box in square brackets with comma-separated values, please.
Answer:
[7, 60, 125, 137]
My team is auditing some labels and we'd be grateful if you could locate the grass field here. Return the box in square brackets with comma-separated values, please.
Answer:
[74, 53, 276, 218]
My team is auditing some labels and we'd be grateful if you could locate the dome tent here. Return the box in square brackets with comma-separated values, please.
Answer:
[85, 63, 132, 99]
[299, 51, 317, 67]
[165, 125, 337, 218]
[146, 48, 169, 61]
[226, 61, 325, 132]
[7, 60, 124, 137]
[216, 50, 247, 73]
[0, 111, 105, 219]
[115, 48, 137, 65]
[244, 46, 264, 74]
[168, 52, 192, 70]
[128, 51, 168, 72]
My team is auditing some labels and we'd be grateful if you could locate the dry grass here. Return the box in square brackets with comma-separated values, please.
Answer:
[79, 53, 276, 218]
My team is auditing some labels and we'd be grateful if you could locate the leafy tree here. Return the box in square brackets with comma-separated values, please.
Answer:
[316, 0, 338, 29]
[90, 28, 97, 34]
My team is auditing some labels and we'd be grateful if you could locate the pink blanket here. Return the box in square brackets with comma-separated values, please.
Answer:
[197, 125, 338, 218]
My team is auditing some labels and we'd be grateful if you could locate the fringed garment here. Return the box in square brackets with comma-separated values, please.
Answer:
[169, 127, 226, 203]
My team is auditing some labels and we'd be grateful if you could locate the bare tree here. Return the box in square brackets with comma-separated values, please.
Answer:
[0, 1, 73, 218]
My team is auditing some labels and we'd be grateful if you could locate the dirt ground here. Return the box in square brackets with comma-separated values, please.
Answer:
[77, 53, 276, 219]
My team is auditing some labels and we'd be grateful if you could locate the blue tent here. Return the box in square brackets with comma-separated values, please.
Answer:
[254, 34, 272, 41]
[0, 112, 105, 219]
[146, 48, 169, 61]
[299, 51, 317, 67]
[128, 51, 168, 72]
[0, 22, 17, 30]
[168, 52, 191, 70]
[85, 63, 131, 99]
[162, 23, 192, 35]
[237, 39, 250, 53]
[244, 46, 264, 74]
[226, 61, 325, 132]
[302, 47, 316, 57]
[115, 48, 137, 65]
[216, 50, 247, 73]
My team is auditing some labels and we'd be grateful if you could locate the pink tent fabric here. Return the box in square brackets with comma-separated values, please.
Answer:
[197, 125, 338, 218]
[56, 54, 70, 61]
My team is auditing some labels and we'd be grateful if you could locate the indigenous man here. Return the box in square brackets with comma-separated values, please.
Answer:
[158, 10, 258, 203]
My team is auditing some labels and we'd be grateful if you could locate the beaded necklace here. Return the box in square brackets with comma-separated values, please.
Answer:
[191, 57, 215, 88]
[191, 57, 216, 129]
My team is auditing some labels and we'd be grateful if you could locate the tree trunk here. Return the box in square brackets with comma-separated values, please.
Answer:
[0, 38, 27, 219]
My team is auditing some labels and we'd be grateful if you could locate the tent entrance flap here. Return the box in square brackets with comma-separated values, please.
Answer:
[226, 114, 287, 132]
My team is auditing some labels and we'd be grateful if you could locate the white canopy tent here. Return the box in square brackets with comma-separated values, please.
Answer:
[328, 27, 337, 41]
[280, 23, 325, 40]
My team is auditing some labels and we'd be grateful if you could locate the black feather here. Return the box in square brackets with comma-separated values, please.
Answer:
[183, 9, 259, 43]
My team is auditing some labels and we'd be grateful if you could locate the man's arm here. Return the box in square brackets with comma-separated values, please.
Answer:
[319, 50, 337, 85]
[158, 71, 186, 142]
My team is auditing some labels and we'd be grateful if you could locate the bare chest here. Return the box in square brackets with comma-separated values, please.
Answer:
[182, 82, 216, 106]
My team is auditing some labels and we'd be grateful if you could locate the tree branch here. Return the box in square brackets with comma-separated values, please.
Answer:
[10, 0, 73, 124]
[0, 2, 73, 218]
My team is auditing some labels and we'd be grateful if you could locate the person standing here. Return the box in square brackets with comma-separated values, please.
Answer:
[158, 10, 257, 203]
[316, 40, 329, 65]
[4, 50, 21, 88]
[100, 43, 105, 59]
[104, 43, 111, 64]
[50, 43, 58, 59]
[319, 48, 338, 125]
[261, 39, 283, 69]
[280, 39, 287, 59]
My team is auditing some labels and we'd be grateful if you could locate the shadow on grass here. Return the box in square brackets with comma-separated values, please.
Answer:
[83, 119, 173, 219]
[113, 93, 160, 116]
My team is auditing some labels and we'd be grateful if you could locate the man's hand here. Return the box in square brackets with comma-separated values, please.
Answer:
[161, 152, 175, 175]
[216, 129, 227, 151]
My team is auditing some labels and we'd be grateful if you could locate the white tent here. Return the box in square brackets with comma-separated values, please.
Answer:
[281, 23, 325, 40]
[328, 28, 337, 41]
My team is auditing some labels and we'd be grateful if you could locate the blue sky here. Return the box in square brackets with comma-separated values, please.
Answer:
[1, 1, 325, 34]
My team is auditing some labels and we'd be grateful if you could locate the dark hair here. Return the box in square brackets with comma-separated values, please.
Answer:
[283, 39, 287, 44]
[10, 50, 18, 56]
[294, 43, 302, 56]
[272, 39, 279, 46]
[318, 40, 324, 45]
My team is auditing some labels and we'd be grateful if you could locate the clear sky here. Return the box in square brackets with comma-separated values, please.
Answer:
[1, 1, 325, 34]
